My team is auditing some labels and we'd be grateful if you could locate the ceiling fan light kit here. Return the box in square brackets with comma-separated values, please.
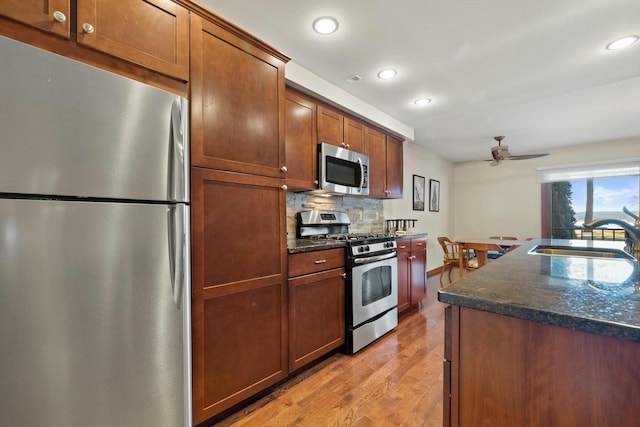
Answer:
[487, 136, 549, 166]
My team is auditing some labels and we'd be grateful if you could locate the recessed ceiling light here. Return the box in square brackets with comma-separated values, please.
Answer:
[377, 69, 397, 80]
[313, 17, 339, 35]
[414, 98, 432, 106]
[606, 35, 639, 50]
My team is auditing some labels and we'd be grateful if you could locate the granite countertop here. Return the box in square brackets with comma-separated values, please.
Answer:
[287, 233, 428, 254]
[437, 239, 640, 343]
[287, 238, 346, 254]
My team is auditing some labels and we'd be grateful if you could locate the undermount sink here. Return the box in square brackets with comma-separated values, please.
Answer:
[528, 245, 635, 260]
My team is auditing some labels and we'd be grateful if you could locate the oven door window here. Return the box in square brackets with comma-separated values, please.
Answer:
[350, 257, 398, 327]
[362, 265, 392, 306]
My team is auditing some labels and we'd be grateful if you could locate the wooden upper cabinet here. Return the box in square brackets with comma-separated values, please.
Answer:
[386, 135, 403, 198]
[285, 89, 317, 190]
[1, 0, 70, 38]
[365, 127, 403, 198]
[317, 105, 343, 147]
[343, 117, 364, 153]
[76, 0, 189, 80]
[191, 14, 287, 178]
[318, 105, 364, 153]
[364, 126, 387, 198]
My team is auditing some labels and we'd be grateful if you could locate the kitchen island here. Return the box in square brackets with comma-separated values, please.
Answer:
[438, 239, 640, 426]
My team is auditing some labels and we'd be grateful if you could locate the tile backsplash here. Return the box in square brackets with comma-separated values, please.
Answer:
[286, 192, 385, 237]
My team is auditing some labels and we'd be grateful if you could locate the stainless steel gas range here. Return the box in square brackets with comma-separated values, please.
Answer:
[296, 210, 398, 354]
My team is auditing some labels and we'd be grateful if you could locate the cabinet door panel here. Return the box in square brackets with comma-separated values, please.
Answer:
[77, 0, 189, 80]
[364, 126, 387, 197]
[411, 248, 427, 305]
[317, 105, 343, 147]
[289, 268, 345, 371]
[0, 0, 70, 38]
[344, 117, 364, 153]
[386, 135, 403, 198]
[191, 167, 287, 423]
[397, 250, 411, 313]
[203, 282, 286, 409]
[191, 15, 285, 177]
[285, 90, 317, 190]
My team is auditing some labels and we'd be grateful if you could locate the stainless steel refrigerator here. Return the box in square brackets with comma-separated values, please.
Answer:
[0, 36, 192, 426]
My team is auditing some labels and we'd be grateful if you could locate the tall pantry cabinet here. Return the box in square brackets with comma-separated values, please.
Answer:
[189, 13, 290, 424]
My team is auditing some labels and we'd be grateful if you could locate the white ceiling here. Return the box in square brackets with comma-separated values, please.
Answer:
[196, 0, 640, 162]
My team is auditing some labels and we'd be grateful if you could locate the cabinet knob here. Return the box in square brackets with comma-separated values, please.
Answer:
[342, 273, 347, 279]
[340, 142, 346, 147]
[314, 180, 319, 185]
[281, 184, 288, 191]
[346, 144, 350, 149]
[280, 165, 288, 173]
[409, 255, 416, 260]
[82, 23, 95, 34]
[53, 11, 67, 23]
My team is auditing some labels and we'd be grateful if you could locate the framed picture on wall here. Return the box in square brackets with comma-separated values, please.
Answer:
[413, 175, 425, 211]
[429, 179, 440, 212]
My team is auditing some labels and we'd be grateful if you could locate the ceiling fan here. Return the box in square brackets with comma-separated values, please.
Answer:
[488, 136, 549, 166]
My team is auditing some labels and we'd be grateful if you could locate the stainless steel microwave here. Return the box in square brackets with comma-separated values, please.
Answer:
[317, 143, 369, 196]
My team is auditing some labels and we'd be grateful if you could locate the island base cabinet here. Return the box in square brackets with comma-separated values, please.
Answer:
[447, 306, 640, 426]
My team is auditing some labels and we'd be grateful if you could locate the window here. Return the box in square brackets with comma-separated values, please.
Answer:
[539, 160, 640, 240]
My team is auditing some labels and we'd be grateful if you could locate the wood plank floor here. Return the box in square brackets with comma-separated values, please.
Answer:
[214, 271, 458, 426]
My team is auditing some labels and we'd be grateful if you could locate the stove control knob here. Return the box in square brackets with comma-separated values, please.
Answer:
[365, 245, 370, 252]
[358, 246, 365, 253]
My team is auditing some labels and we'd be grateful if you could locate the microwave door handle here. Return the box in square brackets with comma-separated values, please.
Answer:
[357, 157, 365, 192]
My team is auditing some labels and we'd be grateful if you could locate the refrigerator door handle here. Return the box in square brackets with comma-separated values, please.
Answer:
[170, 97, 189, 203]
[169, 204, 189, 308]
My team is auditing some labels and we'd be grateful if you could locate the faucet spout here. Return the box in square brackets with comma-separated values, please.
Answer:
[583, 209, 640, 259]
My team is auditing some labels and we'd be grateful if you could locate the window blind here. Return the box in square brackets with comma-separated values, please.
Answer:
[537, 159, 640, 183]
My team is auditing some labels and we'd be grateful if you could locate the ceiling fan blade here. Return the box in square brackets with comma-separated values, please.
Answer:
[506, 153, 549, 160]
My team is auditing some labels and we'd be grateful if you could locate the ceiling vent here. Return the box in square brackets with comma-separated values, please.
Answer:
[346, 74, 362, 83]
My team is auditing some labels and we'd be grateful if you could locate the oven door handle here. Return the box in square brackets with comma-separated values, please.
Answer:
[353, 251, 397, 265]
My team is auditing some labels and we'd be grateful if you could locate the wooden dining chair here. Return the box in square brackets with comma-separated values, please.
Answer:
[437, 237, 467, 286]
[463, 242, 505, 269]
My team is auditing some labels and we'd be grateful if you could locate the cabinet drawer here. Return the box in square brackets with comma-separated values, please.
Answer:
[411, 237, 427, 251]
[396, 239, 411, 253]
[289, 248, 345, 277]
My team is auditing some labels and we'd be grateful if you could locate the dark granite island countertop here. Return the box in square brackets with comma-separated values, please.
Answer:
[437, 238, 640, 343]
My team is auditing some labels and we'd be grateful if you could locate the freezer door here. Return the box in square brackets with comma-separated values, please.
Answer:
[0, 36, 188, 202]
[0, 199, 191, 427]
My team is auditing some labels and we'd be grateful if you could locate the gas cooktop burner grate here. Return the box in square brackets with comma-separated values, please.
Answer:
[308, 232, 392, 242]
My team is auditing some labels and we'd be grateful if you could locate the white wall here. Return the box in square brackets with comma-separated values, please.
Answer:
[453, 138, 640, 240]
[384, 142, 454, 272]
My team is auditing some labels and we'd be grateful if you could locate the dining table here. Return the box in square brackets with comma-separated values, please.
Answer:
[455, 238, 528, 268]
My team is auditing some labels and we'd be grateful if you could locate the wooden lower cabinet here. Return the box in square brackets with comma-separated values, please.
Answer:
[288, 249, 345, 371]
[446, 306, 640, 426]
[191, 167, 288, 424]
[397, 236, 427, 314]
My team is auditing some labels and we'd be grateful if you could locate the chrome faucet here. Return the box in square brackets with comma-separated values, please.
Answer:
[583, 206, 640, 259]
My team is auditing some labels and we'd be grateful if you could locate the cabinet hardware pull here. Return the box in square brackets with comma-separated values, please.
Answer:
[416, 243, 424, 246]
[280, 165, 288, 173]
[314, 180, 319, 185]
[346, 144, 350, 149]
[342, 273, 347, 278]
[409, 255, 416, 260]
[314, 259, 327, 264]
[82, 23, 95, 34]
[399, 245, 406, 249]
[281, 184, 288, 190]
[53, 11, 67, 23]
